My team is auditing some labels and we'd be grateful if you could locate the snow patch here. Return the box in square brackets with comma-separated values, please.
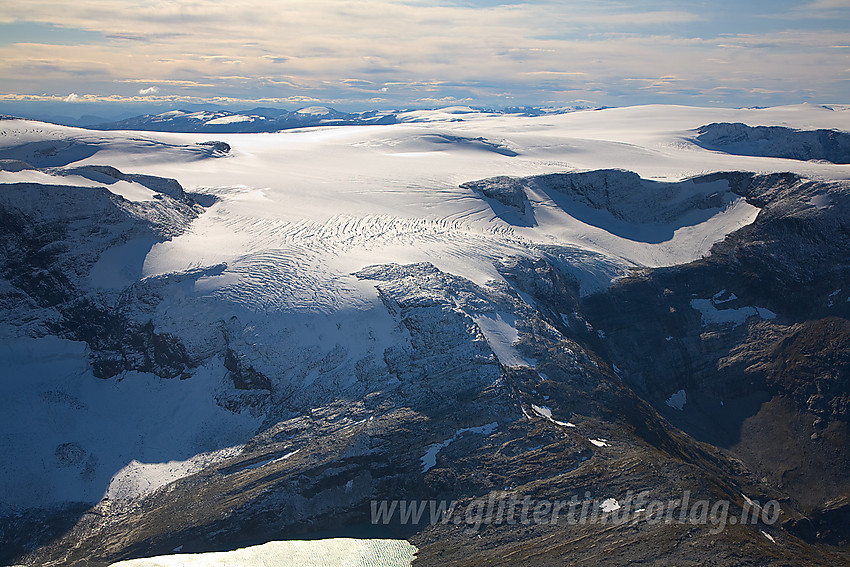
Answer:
[88, 238, 158, 289]
[206, 115, 255, 125]
[106, 446, 243, 500]
[665, 389, 687, 411]
[690, 298, 775, 326]
[473, 312, 531, 367]
[231, 450, 301, 474]
[107, 538, 418, 567]
[296, 106, 332, 115]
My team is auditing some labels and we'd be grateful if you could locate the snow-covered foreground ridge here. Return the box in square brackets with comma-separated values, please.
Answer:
[1, 103, 849, 514]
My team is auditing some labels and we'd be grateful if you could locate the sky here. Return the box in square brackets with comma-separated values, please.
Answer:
[0, 0, 849, 114]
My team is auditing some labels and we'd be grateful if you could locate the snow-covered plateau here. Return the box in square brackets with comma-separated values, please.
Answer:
[2, 103, 850, 566]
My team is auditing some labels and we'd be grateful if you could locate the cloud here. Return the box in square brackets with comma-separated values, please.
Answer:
[806, 0, 850, 8]
[261, 55, 289, 64]
[138, 86, 159, 95]
[521, 71, 587, 76]
[0, 1, 846, 107]
[121, 78, 216, 87]
[0, 92, 322, 105]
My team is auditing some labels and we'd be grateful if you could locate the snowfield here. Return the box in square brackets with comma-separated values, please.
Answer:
[1, 103, 849, 514]
[107, 538, 418, 567]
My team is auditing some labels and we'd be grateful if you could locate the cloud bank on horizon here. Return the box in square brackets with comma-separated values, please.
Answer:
[0, 0, 848, 109]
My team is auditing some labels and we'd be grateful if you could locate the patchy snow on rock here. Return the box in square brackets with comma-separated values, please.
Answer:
[531, 404, 576, 427]
[761, 531, 777, 545]
[589, 439, 609, 447]
[421, 422, 498, 472]
[712, 289, 738, 304]
[231, 450, 301, 475]
[531, 404, 553, 419]
[665, 389, 687, 411]
[694, 122, 850, 164]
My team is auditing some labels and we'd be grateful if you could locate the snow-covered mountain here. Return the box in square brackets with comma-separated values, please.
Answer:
[696, 120, 850, 163]
[88, 106, 398, 133]
[78, 105, 590, 134]
[1, 104, 850, 566]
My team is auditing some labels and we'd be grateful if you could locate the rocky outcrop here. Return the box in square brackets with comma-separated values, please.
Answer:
[61, 164, 188, 200]
[695, 122, 850, 163]
[0, 177, 207, 377]
[195, 140, 231, 154]
[465, 169, 742, 227]
[461, 176, 529, 214]
[580, 172, 850, 545]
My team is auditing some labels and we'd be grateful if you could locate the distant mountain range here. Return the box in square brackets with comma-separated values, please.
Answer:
[87, 106, 399, 132]
[1, 105, 592, 133]
[91, 106, 598, 133]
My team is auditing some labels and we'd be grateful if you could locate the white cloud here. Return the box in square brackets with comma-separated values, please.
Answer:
[138, 86, 159, 95]
[806, 0, 850, 8]
[0, 92, 322, 105]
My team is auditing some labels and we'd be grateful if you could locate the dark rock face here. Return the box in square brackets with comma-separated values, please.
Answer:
[0, 174, 205, 378]
[195, 140, 231, 154]
[580, 171, 850, 547]
[461, 176, 529, 214]
[465, 169, 743, 233]
[695, 122, 850, 163]
[748, 318, 850, 421]
[62, 165, 188, 200]
[224, 346, 272, 391]
[75, 311, 193, 380]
